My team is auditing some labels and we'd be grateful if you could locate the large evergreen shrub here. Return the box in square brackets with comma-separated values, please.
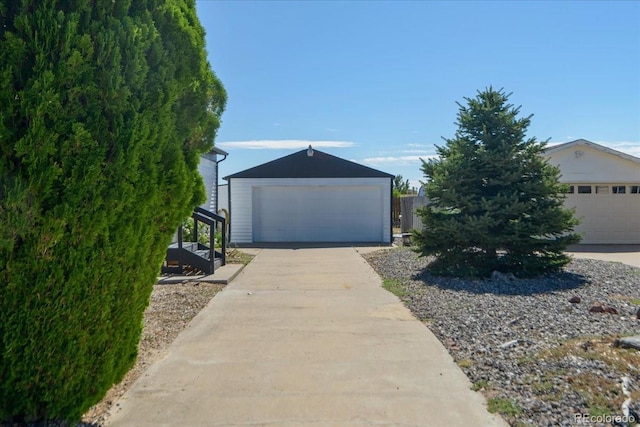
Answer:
[0, 0, 225, 422]
[413, 88, 580, 278]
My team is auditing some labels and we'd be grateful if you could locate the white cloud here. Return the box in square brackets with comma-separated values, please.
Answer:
[217, 140, 355, 150]
[594, 140, 640, 158]
[402, 149, 434, 154]
[360, 155, 437, 165]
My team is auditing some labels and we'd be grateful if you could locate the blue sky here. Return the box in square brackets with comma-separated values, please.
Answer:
[196, 0, 640, 189]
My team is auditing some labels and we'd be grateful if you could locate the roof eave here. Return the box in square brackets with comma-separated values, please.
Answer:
[544, 139, 640, 164]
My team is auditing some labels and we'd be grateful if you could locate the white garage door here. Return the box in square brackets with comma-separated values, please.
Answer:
[565, 193, 640, 244]
[252, 185, 384, 242]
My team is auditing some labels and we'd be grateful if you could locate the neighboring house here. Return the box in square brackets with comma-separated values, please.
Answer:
[544, 139, 640, 244]
[197, 146, 228, 213]
[217, 183, 229, 214]
[165, 146, 229, 273]
[224, 146, 394, 244]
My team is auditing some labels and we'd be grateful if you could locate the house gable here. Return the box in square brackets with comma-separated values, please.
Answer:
[544, 139, 640, 183]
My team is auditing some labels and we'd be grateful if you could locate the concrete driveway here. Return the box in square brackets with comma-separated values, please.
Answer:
[566, 244, 640, 268]
[108, 247, 506, 427]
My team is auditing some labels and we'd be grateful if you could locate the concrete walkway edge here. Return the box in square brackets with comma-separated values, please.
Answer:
[157, 263, 246, 285]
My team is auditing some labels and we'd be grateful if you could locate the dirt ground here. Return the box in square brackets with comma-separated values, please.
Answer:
[81, 281, 224, 426]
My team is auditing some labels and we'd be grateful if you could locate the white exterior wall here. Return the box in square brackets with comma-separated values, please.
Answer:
[197, 155, 217, 212]
[563, 188, 640, 244]
[218, 184, 229, 214]
[546, 145, 639, 183]
[229, 177, 392, 244]
[545, 145, 640, 244]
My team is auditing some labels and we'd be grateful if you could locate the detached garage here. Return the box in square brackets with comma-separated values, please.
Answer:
[224, 146, 394, 244]
[544, 139, 640, 244]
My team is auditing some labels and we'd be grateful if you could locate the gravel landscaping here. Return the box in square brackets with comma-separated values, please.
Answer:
[364, 247, 640, 427]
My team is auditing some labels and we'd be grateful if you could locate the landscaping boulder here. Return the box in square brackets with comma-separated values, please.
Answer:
[589, 305, 604, 313]
[588, 303, 618, 314]
[615, 336, 640, 351]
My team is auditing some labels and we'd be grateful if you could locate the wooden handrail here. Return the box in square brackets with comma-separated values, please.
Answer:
[194, 206, 226, 224]
[162, 207, 227, 275]
[192, 207, 226, 266]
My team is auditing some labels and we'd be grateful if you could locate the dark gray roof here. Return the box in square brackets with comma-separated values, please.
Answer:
[224, 148, 393, 179]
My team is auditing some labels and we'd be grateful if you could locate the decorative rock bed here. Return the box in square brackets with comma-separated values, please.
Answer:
[364, 247, 640, 427]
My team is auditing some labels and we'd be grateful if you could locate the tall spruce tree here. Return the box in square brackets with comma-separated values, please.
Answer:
[413, 88, 580, 278]
[0, 0, 225, 423]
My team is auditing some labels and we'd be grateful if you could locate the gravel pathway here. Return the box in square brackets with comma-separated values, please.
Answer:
[364, 247, 640, 427]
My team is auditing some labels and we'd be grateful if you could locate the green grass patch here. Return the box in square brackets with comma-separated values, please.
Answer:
[520, 372, 566, 402]
[515, 354, 537, 365]
[457, 358, 473, 368]
[589, 404, 613, 418]
[382, 279, 407, 298]
[629, 298, 640, 306]
[472, 380, 490, 391]
[543, 336, 640, 373]
[532, 379, 555, 394]
[536, 336, 640, 415]
[226, 248, 255, 265]
[487, 398, 522, 416]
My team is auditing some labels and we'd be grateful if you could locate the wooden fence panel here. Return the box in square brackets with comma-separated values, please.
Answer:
[392, 197, 402, 229]
[400, 196, 428, 233]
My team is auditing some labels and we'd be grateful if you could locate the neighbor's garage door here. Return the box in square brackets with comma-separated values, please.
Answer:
[252, 185, 383, 242]
[565, 193, 640, 244]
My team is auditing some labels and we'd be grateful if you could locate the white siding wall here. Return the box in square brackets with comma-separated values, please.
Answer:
[546, 145, 639, 183]
[229, 177, 391, 244]
[218, 184, 229, 214]
[197, 156, 217, 212]
[564, 187, 640, 244]
[545, 145, 640, 244]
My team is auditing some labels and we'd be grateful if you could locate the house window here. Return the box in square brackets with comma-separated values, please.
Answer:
[577, 186, 592, 194]
[612, 186, 626, 194]
[563, 185, 574, 194]
[596, 185, 609, 194]
[631, 186, 640, 194]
